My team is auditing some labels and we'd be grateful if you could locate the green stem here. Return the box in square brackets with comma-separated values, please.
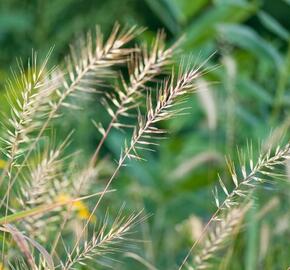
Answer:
[0, 190, 112, 225]
[272, 41, 290, 120]
[245, 205, 258, 270]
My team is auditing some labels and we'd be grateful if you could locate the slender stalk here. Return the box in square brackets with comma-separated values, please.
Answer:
[271, 41, 290, 120]
[91, 33, 174, 165]
[0, 55, 51, 260]
[0, 191, 111, 225]
[63, 67, 202, 269]
[63, 211, 143, 269]
[0, 26, 138, 210]
[193, 206, 249, 270]
[51, 34, 175, 256]
[178, 143, 290, 269]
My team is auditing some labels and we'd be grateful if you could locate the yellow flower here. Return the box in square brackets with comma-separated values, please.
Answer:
[73, 200, 91, 220]
[56, 193, 71, 204]
[0, 159, 6, 169]
[56, 193, 95, 222]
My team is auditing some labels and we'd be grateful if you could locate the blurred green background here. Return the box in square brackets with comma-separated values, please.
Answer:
[0, 0, 290, 269]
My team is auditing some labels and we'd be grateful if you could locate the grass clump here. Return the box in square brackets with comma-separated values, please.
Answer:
[0, 24, 289, 270]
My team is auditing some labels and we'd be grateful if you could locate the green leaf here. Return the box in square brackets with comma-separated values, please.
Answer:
[237, 77, 273, 105]
[258, 11, 290, 41]
[236, 105, 260, 126]
[215, 0, 250, 4]
[0, 11, 32, 34]
[182, 2, 258, 49]
[144, 0, 180, 34]
[167, 0, 210, 24]
[218, 24, 283, 69]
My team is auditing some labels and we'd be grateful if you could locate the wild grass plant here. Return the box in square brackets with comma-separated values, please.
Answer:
[0, 23, 289, 270]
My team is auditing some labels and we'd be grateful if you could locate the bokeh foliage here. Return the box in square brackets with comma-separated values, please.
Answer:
[0, 0, 290, 269]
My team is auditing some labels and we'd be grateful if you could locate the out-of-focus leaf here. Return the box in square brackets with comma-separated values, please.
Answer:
[162, 0, 183, 25]
[168, 0, 210, 24]
[236, 104, 260, 126]
[144, 0, 180, 34]
[215, 0, 251, 4]
[0, 12, 32, 34]
[196, 79, 217, 130]
[218, 24, 283, 69]
[237, 77, 273, 105]
[170, 151, 223, 180]
[183, 2, 257, 49]
[258, 11, 290, 41]
[245, 206, 259, 270]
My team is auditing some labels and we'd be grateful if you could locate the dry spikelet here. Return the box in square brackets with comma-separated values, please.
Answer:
[0, 51, 62, 253]
[123, 252, 159, 270]
[62, 209, 145, 269]
[123, 66, 203, 162]
[179, 143, 290, 270]
[259, 223, 270, 262]
[16, 139, 70, 241]
[70, 164, 99, 196]
[262, 115, 290, 152]
[66, 60, 209, 263]
[189, 205, 249, 270]
[0, 49, 60, 179]
[61, 23, 143, 101]
[196, 79, 217, 130]
[170, 151, 223, 180]
[55, 33, 180, 256]
[0, 24, 142, 215]
[175, 215, 204, 243]
[215, 144, 290, 212]
[0, 224, 54, 270]
[49, 152, 110, 255]
[92, 30, 176, 163]
[274, 213, 290, 235]
[2, 224, 37, 270]
[256, 196, 279, 220]
[0, 26, 218, 269]
[20, 147, 64, 206]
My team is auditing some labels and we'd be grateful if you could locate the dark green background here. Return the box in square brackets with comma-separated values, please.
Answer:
[0, 0, 290, 269]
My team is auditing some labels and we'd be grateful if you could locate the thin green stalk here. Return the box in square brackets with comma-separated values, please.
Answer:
[0, 190, 113, 225]
[245, 205, 258, 270]
[272, 41, 290, 120]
